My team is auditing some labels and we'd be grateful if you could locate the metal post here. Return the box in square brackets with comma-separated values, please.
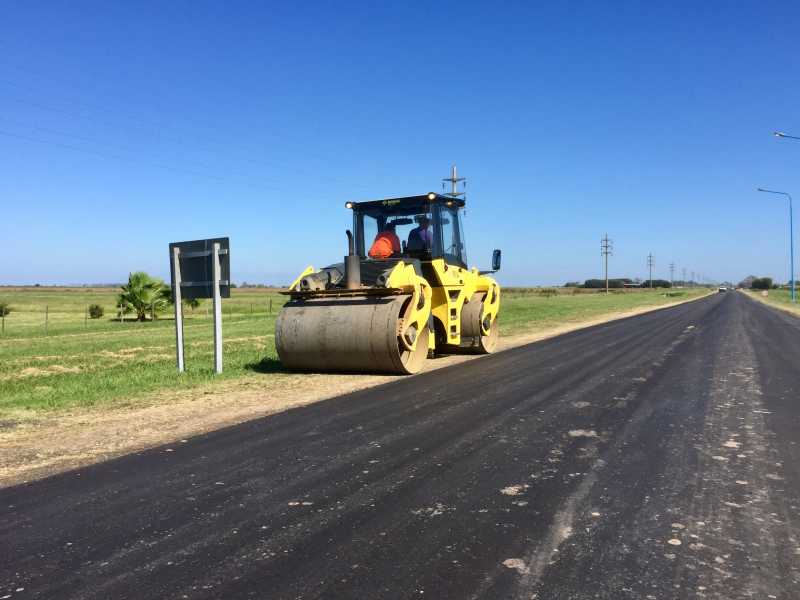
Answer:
[212, 242, 223, 374]
[172, 246, 185, 373]
[790, 195, 796, 302]
[269, 298, 273, 314]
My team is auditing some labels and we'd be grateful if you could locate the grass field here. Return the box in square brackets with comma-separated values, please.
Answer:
[0, 286, 708, 418]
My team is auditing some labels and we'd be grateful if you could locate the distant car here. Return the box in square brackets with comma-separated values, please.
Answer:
[718, 286, 728, 293]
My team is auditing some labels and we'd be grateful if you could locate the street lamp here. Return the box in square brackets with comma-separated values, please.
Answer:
[774, 131, 800, 141]
[757, 188, 796, 302]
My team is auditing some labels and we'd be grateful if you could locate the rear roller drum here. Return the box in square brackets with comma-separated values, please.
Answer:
[460, 292, 498, 354]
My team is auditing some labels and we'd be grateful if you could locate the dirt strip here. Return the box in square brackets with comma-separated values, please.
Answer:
[0, 293, 710, 487]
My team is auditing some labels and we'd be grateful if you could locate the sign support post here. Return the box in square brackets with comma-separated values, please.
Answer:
[172, 246, 185, 373]
[212, 242, 223, 374]
[169, 237, 230, 374]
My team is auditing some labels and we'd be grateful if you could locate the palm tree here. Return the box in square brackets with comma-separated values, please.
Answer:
[117, 272, 170, 321]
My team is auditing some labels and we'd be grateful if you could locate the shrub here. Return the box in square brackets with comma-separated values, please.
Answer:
[537, 288, 558, 298]
[184, 297, 202, 312]
[88, 304, 104, 319]
[648, 279, 672, 288]
[0, 302, 10, 317]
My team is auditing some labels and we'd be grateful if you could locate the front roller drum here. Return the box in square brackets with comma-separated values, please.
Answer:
[460, 292, 499, 354]
[275, 294, 429, 374]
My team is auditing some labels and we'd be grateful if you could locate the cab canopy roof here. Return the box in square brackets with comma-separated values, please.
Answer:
[347, 193, 465, 217]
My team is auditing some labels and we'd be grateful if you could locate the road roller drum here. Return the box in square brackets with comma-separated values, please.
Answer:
[276, 294, 429, 374]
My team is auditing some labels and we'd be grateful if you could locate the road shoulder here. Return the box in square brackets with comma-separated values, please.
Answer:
[740, 289, 800, 318]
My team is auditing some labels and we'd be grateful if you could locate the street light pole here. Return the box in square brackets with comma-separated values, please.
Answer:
[757, 188, 796, 303]
[774, 131, 800, 141]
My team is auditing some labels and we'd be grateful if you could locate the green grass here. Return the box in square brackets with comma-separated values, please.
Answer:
[500, 288, 706, 332]
[745, 288, 800, 315]
[0, 287, 286, 416]
[0, 286, 709, 417]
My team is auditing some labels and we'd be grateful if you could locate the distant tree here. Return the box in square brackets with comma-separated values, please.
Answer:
[738, 275, 756, 289]
[751, 277, 773, 290]
[564, 281, 581, 288]
[584, 278, 629, 289]
[117, 272, 171, 321]
[0, 302, 10, 317]
[650, 279, 672, 288]
[88, 303, 104, 319]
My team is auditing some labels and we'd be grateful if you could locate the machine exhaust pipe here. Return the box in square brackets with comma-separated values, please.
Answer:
[345, 229, 361, 289]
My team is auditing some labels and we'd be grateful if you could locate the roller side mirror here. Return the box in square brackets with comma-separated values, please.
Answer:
[492, 249, 502, 272]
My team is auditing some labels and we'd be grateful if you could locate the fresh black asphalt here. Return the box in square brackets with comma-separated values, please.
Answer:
[2, 291, 800, 599]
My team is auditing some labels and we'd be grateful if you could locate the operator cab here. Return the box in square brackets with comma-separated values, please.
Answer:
[348, 193, 468, 268]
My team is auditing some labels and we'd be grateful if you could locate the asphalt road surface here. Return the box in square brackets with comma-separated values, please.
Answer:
[3, 292, 800, 600]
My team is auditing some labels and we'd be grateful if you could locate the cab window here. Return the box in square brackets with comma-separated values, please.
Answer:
[436, 205, 467, 267]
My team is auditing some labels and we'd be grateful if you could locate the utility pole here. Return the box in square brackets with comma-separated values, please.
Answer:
[442, 165, 466, 198]
[669, 262, 675, 288]
[647, 254, 655, 288]
[601, 234, 613, 294]
[682, 267, 687, 288]
[691, 271, 695, 288]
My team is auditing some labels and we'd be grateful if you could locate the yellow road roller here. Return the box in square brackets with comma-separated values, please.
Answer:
[275, 191, 501, 374]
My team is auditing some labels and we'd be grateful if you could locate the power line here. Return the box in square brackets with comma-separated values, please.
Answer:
[669, 262, 675, 288]
[0, 127, 326, 196]
[0, 81, 376, 187]
[0, 128, 224, 180]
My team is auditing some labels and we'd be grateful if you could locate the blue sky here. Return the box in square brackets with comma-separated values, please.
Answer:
[2, 1, 799, 286]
